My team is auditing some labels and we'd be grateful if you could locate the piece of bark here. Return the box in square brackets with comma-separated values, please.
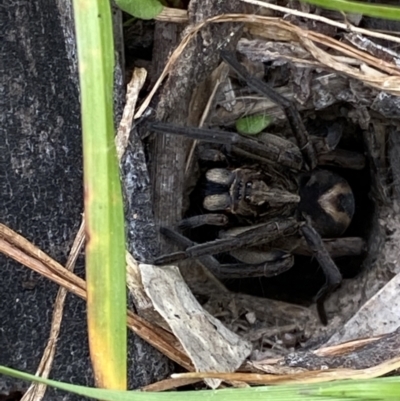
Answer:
[325, 272, 400, 346]
[149, 22, 183, 88]
[139, 264, 252, 389]
[149, 0, 244, 254]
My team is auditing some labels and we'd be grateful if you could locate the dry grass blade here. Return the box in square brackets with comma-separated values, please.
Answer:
[300, 37, 400, 94]
[156, 1, 400, 46]
[0, 224, 193, 371]
[142, 378, 201, 392]
[21, 221, 85, 401]
[116, 68, 147, 160]
[155, 6, 188, 23]
[135, 13, 400, 119]
[246, 20, 400, 76]
[241, 0, 400, 44]
[185, 63, 229, 175]
[172, 356, 400, 385]
[0, 226, 86, 294]
[126, 310, 193, 371]
[253, 333, 388, 368]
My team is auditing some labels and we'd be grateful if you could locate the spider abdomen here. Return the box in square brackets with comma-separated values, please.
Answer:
[298, 170, 355, 238]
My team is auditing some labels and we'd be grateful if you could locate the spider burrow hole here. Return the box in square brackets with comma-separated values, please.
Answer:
[181, 65, 372, 313]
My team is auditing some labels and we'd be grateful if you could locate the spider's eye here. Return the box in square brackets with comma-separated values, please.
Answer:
[244, 181, 252, 202]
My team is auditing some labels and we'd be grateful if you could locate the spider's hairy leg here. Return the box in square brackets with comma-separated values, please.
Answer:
[311, 124, 364, 169]
[318, 149, 366, 170]
[157, 226, 223, 276]
[178, 213, 229, 230]
[154, 218, 299, 264]
[300, 222, 342, 325]
[185, 218, 299, 259]
[294, 236, 366, 258]
[148, 122, 303, 170]
[158, 226, 294, 279]
[220, 50, 317, 170]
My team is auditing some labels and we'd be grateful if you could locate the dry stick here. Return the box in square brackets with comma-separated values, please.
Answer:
[0, 235, 86, 298]
[302, 29, 400, 76]
[247, 22, 400, 77]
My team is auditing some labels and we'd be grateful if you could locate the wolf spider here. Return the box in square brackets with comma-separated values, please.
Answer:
[149, 51, 365, 324]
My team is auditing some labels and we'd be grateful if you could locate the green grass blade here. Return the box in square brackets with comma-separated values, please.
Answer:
[114, 0, 163, 19]
[301, 0, 400, 20]
[73, 0, 127, 390]
[316, 379, 400, 399]
[2, 365, 400, 400]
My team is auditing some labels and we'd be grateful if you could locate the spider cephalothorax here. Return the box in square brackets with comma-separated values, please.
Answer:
[149, 51, 365, 323]
[202, 167, 300, 217]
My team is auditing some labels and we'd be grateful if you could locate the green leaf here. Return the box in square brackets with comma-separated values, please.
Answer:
[236, 114, 273, 135]
[301, 0, 400, 21]
[115, 0, 163, 19]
